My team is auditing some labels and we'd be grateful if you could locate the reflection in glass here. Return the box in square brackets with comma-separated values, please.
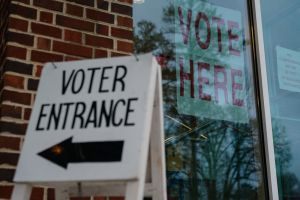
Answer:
[162, 57, 266, 199]
[134, 0, 267, 199]
[261, 0, 300, 199]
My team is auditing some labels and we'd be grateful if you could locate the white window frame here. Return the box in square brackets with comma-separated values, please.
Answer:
[252, 0, 279, 199]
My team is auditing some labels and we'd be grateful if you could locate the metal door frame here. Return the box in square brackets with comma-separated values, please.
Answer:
[251, 1, 279, 199]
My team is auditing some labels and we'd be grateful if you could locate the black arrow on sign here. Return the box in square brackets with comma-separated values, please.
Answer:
[38, 137, 124, 169]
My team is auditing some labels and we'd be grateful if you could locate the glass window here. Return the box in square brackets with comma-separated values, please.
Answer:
[261, 0, 300, 199]
[134, 0, 267, 199]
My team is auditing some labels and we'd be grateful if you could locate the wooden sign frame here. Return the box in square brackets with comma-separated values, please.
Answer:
[12, 55, 167, 200]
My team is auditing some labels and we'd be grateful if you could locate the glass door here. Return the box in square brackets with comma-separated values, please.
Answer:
[261, 0, 300, 199]
[134, 0, 268, 199]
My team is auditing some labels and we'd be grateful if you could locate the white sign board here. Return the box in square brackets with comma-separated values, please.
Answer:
[175, 1, 248, 123]
[277, 46, 300, 93]
[14, 54, 161, 183]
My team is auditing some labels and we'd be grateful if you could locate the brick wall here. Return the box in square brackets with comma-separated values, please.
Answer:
[0, 0, 133, 199]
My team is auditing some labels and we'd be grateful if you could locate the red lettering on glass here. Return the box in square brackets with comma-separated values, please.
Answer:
[178, 6, 192, 45]
[195, 12, 211, 49]
[228, 20, 240, 56]
[212, 16, 225, 52]
[231, 69, 244, 107]
[214, 65, 228, 104]
[198, 62, 211, 101]
[179, 57, 194, 98]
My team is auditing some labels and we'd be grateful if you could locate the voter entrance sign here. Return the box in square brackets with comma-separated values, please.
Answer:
[13, 54, 167, 200]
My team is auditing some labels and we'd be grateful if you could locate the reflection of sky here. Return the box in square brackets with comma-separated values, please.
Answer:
[261, 0, 300, 183]
[133, 0, 170, 29]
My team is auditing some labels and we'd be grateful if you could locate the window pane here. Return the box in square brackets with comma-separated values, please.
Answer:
[261, 0, 300, 199]
[134, 0, 267, 199]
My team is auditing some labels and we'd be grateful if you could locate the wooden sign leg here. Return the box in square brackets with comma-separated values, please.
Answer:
[125, 180, 145, 200]
[149, 68, 167, 200]
[11, 184, 32, 200]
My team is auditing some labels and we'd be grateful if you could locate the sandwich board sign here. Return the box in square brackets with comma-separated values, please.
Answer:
[12, 54, 167, 200]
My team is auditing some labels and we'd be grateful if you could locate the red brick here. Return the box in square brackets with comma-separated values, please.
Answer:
[1, 104, 22, 119]
[0, 152, 19, 165]
[109, 197, 124, 200]
[56, 15, 94, 32]
[65, 56, 80, 61]
[35, 65, 43, 77]
[47, 188, 55, 200]
[111, 52, 128, 57]
[40, 11, 53, 23]
[0, 121, 27, 135]
[2, 89, 31, 105]
[97, 0, 109, 10]
[117, 16, 133, 28]
[33, 0, 63, 12]
[3, 74, 24, 89]
[31, 50, 63, 63]
[111, 27, 133, 40]
[8, 17, 28, 32]
[24, 108, 32, 120]
[28, 78, 39, 91]
[66, 0, 94, 7]
[31, 22, 62, 38]
[30, 187, 44, 200]
[95, 49, 107, 58]
[53, 41, 93, 58]
[7, 31, 34, 46]
[86, 9, 114, 24]
[66, 3, 83, 17]
[86, 34, 113, 49]
[13, 0, 30, 4]
[0, 169, 15, 182]
[10, 3, 37, 19]
[0, 185, 13, 199]
[4, 60, 33, 75]
[6, 45, 27, 60]
[65, 29, 82, 43]
[111, 3, 132, 16]
[94, 197, 106, 200]
[37, 37, 51, 50]
[0, 136, 20, 150]
[117, 40, 133, 52]
[117, 0, 132, 4]
[70, 197, 91, 200]
[96, 24, 109, 36]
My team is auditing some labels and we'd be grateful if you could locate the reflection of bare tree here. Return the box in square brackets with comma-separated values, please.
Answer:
[272, 118, 291, 169]
[159, 1, 264, 199]
[271, 118, 300, 199]
[197, 122, 261, 200]
[161, 64, 264, 200]
[134, 1, 266, 199]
